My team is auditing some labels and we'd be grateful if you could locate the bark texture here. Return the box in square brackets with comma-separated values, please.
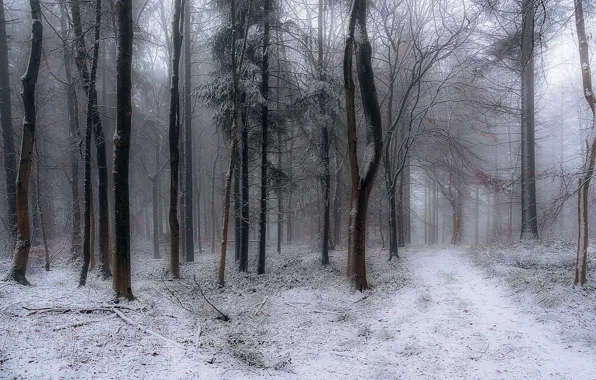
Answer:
[343, 0, 383, 291]
[520, 0, 539, 239]
[169, 0, 183, 279]
[5, 0, 42, 285]
[574, 0, 595, 286]
[113, 0, 134, 299]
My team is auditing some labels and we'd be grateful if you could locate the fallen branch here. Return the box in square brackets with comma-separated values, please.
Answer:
[52, 314, 116, 331]
[112, 308, 185, 350]
[23, 306, 113, 316]
[253, 296, 268, 316]
[354, 294, 371, 303]
[192, 275, 230, 321]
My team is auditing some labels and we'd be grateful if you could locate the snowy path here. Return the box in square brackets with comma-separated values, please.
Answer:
[2, 247, 595, 379]
[294, 248, 596, 380]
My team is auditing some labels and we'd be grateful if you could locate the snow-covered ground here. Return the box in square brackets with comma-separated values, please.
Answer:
[1, 242, 595, 379]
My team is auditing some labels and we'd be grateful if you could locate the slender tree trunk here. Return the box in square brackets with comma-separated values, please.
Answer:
[169, 0, 183, 279]
[344, 0, 383, 290]
[59, 3, 82, 261]
[78, 0, 104, 286]
[5, 0, 42, 285]
[240, 101, 249, 271]
[112, 0, 134, 299]
[520, 0, 539, 239]
[211, 143, 219, 254]
[574, 0, 596, 286]
[318, 0, 330, 265]
[71, 0, 111, 279]
[0, 0, 17, 243]
[184, 0, 194, 262]
[217, 127, 238, 285]
[257, 0, 270, 275]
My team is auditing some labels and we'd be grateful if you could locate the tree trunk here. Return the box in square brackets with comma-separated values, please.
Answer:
[0, 0, 17, 243]
[520, 0, 539, 239]
[211, 142, 219, 254]
[112, 0, 134, 300]
[5, 0, 42, 285]
[574, 0, 596, 286]
[258, 0, 270, 275]
[318, 0, 330, 266]
[217, 126, 238, 285]
[59, 3, 82, 261]
[184, 0, 194, 262]
[70, 0, 111, 279]
[169, 0, 183, 279]
[344, 0, 383, 291]
[240, 103, 249, 271]
[218, 0, 242, 284]
[78, 0, 104, 286]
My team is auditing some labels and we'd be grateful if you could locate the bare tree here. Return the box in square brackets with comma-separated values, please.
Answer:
[344, 0, 383, 290]
[4, 0, 42, 285]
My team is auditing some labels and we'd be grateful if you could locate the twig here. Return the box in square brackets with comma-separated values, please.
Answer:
[52, 314, 115, 331]
[195, 320, 202, 347]
[192, 275, 230, 321]
[112, 308, 185, 350]
[23, 306, 113, 316]
[354, 294, 371, 303]
[253, 296, 269, 316]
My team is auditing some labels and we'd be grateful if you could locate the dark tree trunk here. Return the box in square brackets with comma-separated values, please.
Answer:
[70, 0, 111, 279]
[169, 0, 183, 279]
[520, 0, 538, 240]
[59, 3, 82, 261]
[78, 0, 104, 286]
[318, 0, 330, 265]
[0, 0, 17, 243]
[113, 0, 134, 300]
[344, 0, 383, 291]
[5, 0, 42, 285]
[183, 0, 194, 262]
[258, 0, 270, 275]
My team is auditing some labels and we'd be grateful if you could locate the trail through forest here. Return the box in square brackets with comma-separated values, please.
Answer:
[1, 246, 594, 379]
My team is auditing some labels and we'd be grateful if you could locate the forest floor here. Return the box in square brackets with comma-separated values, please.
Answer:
[0, 241, 595, 379]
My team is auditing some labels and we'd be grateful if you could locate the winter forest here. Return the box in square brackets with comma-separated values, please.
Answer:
[1, 0, 596, 378]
